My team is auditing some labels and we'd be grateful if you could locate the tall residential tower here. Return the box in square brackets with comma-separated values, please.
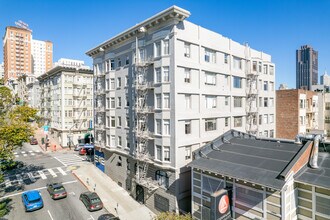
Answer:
[296, 45, 318, 90]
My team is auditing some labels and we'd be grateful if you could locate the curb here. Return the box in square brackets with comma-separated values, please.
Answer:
[71, 172, 90, 190]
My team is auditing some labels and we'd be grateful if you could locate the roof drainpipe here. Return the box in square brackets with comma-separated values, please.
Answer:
[309, 135, 320, 169]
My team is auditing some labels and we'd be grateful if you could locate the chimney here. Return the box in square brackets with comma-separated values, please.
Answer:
[309, 135, 320, 169]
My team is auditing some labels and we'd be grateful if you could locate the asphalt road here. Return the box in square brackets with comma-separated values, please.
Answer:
[1, 143, 109, 220]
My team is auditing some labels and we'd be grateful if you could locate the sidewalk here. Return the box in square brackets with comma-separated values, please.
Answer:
[72, 163, 155, 220]
[34, 127, 67, 152]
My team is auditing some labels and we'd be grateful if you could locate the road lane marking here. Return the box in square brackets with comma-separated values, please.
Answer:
[23, 154, 27, 157]
[16, 174, 23, 185]
[21, 151, 25, 153]
[38, 170, 47, 179]
[48, 169, 57, 178]
[0, 180, 78, 200]
[13, 152, 18, 155]
[31, 153, 35, 156]
[35, 150, 40, 153]
[29, 150, 33, 153]
[48, 210, 54, 220]
[27, 173, 36, 182]
[15, 155, 19, 158]
[57, 167, 67, 176]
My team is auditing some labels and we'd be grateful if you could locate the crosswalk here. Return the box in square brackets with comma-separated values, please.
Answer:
[14, 150, 42, 158]
[0, 166, 70, 188]
[54, 154, 86, 167]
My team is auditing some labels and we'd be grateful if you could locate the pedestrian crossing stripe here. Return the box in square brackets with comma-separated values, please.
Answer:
[38, 170, 47, 180]
[57, 167, 67, 176]
[48, 169, 57, 178]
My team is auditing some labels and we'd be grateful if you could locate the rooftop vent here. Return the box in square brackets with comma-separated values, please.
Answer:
[309, 135, 320, 169]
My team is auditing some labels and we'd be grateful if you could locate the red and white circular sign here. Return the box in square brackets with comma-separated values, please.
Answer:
[218, 194, 229, 214]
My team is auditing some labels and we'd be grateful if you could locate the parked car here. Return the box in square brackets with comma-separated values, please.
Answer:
[21, 190, 43, 212]
[79, 148, 87, 155]
[74, 143, 85, 151]
[30, 138, 38, 145]
[79, 191, 103, 211]
[98, 214, 120, 220]
[46, 182, 67, 200]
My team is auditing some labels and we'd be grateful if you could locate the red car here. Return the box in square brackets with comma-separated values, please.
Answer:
[79, 148, 87, 155]
[30, 138, 38, 145]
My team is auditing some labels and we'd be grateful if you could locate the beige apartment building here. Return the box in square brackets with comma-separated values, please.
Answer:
[3, 25, 53, 94]
[38, 65, 93, 147]
[86, 6, 276, 214]
[276, 89, 319, 139]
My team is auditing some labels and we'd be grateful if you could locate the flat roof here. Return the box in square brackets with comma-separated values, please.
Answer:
[295, 152, 330, 189]
[188, 130, 308, 190]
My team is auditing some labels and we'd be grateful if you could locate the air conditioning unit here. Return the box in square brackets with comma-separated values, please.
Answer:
[184, 53, 190, 58]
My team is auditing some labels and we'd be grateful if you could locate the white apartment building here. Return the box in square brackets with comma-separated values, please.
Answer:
[38, 65, 93, 147]
[86, 6, 275, 214]
[31, 39, 53, 77]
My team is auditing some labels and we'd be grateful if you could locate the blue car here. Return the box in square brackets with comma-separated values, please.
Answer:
[21, 190, 44, 212]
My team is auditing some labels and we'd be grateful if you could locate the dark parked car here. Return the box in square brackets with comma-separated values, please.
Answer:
[30, 138, 38, 145]
[79, 191, 103, 211]
[47, 183, 67, 200]
[98, 214, 120, 220]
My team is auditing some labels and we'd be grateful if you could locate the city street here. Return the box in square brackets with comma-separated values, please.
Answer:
[0, 143, 109, 220]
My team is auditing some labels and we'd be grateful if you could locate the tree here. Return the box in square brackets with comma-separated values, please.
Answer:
[0, 86, 13, 114]
[9, 105, 38, 122]
[154, 212, 192, 220]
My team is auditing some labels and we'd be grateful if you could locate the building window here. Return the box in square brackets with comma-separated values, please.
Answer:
[105, 60, 110, 72]
[225, 96, 229, 106]
[205, 72, 216, 85]
[205, 48, 216, 63]
[316, 195, 330, 216]
[263, 65, 268, 74]
[117, 58, 121, 67]
[117, 77, 121, 88]
[105, 79, 109, 90]
[264, 130, 268, 137]
[205, 118, 217, 131]
[326, 102, 330, 110]
[110, 59, 115, 70]
[234, 117, 242, 127]
[118, 136, 122, 147]
[163, 120, 170, 135]
[233, 76, 242, 88]
[264, 81, 268, 91]
[236, 186, 263, 210]
[111, 135, 115, 147]
[264, 115, 268, 124]
[269, 66, 274, 75]
[224, 54, 229, 64]
[184, 43, 190, 58]
[185, 146, 191, 160]
[154, 194, 170, 212]
[164, 147, 170, 162]
[233, 57, 242, 69]
[163, 67, 169, 82]
[126, 96, 129, 107]
[270, 114, 274, 123]
[110, 78, 115, 89]
[118, 116, 122, 127]
[300, 99, 305, 109]
[163, 40, 169, 55]
[106, 116, 110, 127]
[270, 130, 274, 138]
[111, 116, 115, 127]
[126, 117, 130, 127]
[155, 170, 169, 188]
[156, 94, 161, 109]
[185, 121, 191, 134]
[184, 68, 191, 83]
[117, 97, 122, 108]
[264, 97, 268, 107]
[300, 116, 305, 125]
[225, 117, 229, 127]
[155, 68, 161, 83]
[205, 96, 217, 109]
[156, 145, 162, 161]
[156, 119, 162, 135]
[185, 95, 191, 109]
[110, 97, 115, 108]
[155, 42, 161, 57]
[125, 55, 129, 65]
[252, 61, 257, 72]
[106, 98, 110, 109]
[163, 93, 170, 109]
[259, 115, 262, 125]
[234, 97, 243, 108]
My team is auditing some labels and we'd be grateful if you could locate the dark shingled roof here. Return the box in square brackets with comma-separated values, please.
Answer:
[188, 130, 308, 190]
[295, 152, 330, 189]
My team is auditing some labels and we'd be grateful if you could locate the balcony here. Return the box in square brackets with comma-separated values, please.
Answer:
[95, 72, 105, 77]
[136, 82, 154, 90]
[135, 130, 154, 139]
[246, 124, 258, 133]
[135, 57, 154, 67]
[95, 89, 105, 95]
[73, 79, 87, 86]
[95, 106, 105, 112]
[246, 88, 258, 95]
[95, 124, 105, 130]
[246, 106, 258, 113]
[136, 106, 154, 114]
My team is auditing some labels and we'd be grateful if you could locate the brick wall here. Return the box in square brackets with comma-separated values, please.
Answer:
[276, 90, 299, 139]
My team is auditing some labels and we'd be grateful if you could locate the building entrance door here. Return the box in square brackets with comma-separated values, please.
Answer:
[136, 185, 144, 204]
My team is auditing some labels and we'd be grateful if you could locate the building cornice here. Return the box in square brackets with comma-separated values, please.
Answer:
[86, 5, 190, 57]
[37, 66, 93, 81]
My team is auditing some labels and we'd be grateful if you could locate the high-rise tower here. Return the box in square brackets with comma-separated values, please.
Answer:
[296, 45, 318, 90]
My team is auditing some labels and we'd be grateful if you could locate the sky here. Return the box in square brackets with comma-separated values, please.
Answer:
[0, 0, 329, 88]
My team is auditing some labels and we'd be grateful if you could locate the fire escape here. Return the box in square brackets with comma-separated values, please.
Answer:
[245, 45, 258, 135]
[134, 46, 159, 192]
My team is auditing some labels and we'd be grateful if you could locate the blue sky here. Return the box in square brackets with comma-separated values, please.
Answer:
[0, 0, 329, 88]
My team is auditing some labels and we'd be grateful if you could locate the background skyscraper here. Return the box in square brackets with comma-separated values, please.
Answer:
[296, 45, 318, 90]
